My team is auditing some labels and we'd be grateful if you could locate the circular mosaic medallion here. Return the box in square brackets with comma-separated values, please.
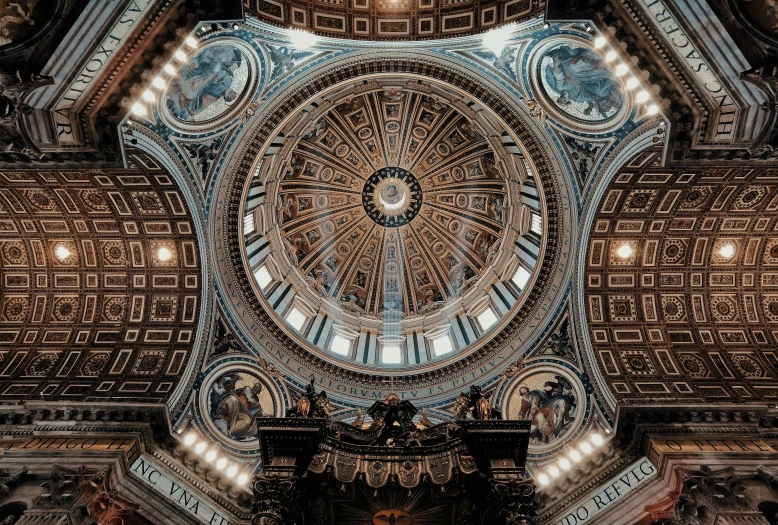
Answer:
[159, 38, 260, 132]
[503, 367, 584, 453]
[362, 167, 422, 227]
[539, 42, 624, 122]
[166, 44, 249, 123]
[528, 37, 630, 132]
[204, 368, 275, 443]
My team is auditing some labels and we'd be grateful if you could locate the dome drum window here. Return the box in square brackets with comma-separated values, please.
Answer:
[254, 265, 273, 291]
[512, 265, 532, 291]
[431, 335, 454, 357]
[330, 334, 352, 356]
[329, 325, 359, 358]
[467, 295, 503, 336]
[286, 307, 307, 331]
[243, 210, 256, 235]
[530, 213, 543, 236]
[476, 308, 498, 332]
[379, 334, 405, 365]
[425, 325, 456, 358]
[285, 300, 314, 333]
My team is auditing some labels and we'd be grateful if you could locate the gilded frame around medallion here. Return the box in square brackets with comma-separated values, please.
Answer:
[197, 358, 286, 451]
[157, 37, 262, 135]
[527, 34, 632, 135]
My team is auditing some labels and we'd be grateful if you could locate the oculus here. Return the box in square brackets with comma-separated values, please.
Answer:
[273, 85, 516, 323]
[362, 167, 422, 227]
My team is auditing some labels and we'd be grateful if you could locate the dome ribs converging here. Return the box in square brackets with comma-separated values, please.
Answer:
[277, 87, 512, 317]
[233, 70, 558, 380]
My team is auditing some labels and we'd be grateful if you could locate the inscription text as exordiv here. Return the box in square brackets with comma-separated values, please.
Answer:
[53, 0, 153, 144]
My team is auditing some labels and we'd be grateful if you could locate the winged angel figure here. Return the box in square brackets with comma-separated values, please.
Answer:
[267, 45, 315, 81]
[518, 375, 576, 444]
[471, 47, 517, 80]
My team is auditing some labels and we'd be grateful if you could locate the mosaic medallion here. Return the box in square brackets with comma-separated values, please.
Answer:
[205, 369, 275, 443]
[362, 167, 422, 227]
[159, 39, 260, 132]
[538, 41, 624, 123]
[166, 43, 249, 123]
[504, 368, 583, 452]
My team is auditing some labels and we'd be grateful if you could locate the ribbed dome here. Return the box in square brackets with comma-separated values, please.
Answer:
[278, 89, 506, 319]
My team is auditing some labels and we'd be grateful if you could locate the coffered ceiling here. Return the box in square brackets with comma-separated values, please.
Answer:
[0, 152, 202, 402]
[584, 148, 778, 404]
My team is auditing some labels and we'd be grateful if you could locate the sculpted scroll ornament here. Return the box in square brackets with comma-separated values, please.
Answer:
[251, 475, 299, 525]
[488, 478, 537, 525]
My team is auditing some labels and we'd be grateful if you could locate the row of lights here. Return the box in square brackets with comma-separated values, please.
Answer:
[181, 430, 251, 486]
[593, 36, 659, 116]
[616, 242, 736, 260]
[536, 432, 606, 487]
[131, 36, 199, 117]
[482, 27, 659, 117]
[53, 244, 173, 262]
[130, 27, 319, 119]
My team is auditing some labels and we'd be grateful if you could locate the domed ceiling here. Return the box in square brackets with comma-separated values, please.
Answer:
[278, 89, 507, 320]
[237, 74, 554, 374]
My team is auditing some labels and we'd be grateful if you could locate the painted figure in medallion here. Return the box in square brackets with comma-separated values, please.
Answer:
[517, 375, 576, 444]
[167, 45, 243, 121]
[543, 45, 623, 119]
[209, 372, 268, 441]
